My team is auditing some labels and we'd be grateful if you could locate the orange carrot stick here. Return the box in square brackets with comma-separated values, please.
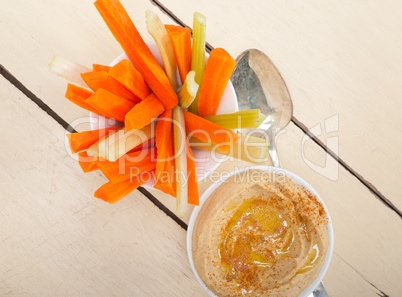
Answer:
[109, 59, 151, 100]
[95, 171, 153, 203]
[86, 88, 137, 122]
[81, 71, 141, 103]
[186, 139, 199, 205]
[183, 110, 239, 153]
[154, 109, 176, 196]
[92, 64, 111, 72]
[165, 25, 191, 85]
[65, 83, 100, 114]
[97, 148, 156, 184]
[197, 48, 236, 117]
[78, 151, 104, 173]
[124, 93, 165, 131]
[67, 127, 121, 154]
[94, 0, 178, 109]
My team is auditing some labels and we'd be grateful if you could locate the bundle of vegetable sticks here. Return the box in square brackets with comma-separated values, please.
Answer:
[50, 0, 268, 217]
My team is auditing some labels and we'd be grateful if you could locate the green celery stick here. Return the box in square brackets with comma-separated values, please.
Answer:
[204, 109, 265, 129]
[188, 12, 206, 114]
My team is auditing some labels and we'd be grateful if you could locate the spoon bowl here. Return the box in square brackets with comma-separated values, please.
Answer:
[231, 49, 293, 167]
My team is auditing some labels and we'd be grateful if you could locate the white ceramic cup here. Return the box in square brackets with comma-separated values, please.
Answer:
[187, 165, 334, 297]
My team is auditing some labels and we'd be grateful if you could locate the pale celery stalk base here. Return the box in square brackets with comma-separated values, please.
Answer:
[190, 134, 271, 164]
[146, 10, 180, 91]
[173, 105, 188, 217]
[87, 125, 152, 162]
[178, 71, 199, 109]
[49, 56, 91, 86]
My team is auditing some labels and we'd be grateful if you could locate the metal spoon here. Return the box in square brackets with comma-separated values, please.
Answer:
[231, 49, 292, 167]
[230, 49, 328, 297]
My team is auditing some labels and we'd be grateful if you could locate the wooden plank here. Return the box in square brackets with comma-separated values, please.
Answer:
[154, 0, 402, 210]
[0, 77, 207, 296]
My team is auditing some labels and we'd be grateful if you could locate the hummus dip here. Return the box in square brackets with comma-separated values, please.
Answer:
[192, 169, 329, 297]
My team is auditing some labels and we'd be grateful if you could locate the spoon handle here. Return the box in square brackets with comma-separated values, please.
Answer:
[267, 129, 281, 168]
[311, 282, 329, 297]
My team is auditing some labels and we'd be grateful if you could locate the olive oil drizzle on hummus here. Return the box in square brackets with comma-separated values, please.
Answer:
[192, 170, 329, 297]
[218, 197, 323, 292]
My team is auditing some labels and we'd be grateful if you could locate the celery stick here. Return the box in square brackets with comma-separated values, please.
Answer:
[178, 71, 199, 109]
[190, 134, 270, 164]
[204, 109, 265, 129]
[173, 105, 188, 217]
[146, 10, 180, 91]
[257, 113, 266, 125]
[49, 56, 91, 86]
[188, 12, 206, 114]
[87, 124, 152, 162]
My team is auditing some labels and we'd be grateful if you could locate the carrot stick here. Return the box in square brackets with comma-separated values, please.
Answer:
[154, 109, 176, 196]
[95, 171, 153, 204]
[124, 93, 165, 131]
[92, 64, 111, 72]
[97, 148, 156, 184]
[81, 71, 141, 103]
[67, 127, 121, 154]
[183, 110, 239, 153]
[197, 48, 236, 117]
[78, 151, 103, 173]
[85, 88, 137, 122]
[186, 139, 199, 205]
[65, 83, 100, 114]
[94, 0, 178, 109]
[109, 59, 151, 100]
[165, 25, 191, 85]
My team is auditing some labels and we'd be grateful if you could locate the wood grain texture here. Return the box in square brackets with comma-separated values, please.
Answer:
[0, 77, 207, 297]
[155, 0, 402, 211]
[1, 0, 402, 296]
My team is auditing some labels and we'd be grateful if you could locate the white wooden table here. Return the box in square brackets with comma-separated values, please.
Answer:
[1, 1, 401, 296]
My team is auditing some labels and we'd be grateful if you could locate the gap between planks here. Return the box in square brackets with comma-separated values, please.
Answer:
[149, 0, 402, 219]
[334, 252, 390, 297]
